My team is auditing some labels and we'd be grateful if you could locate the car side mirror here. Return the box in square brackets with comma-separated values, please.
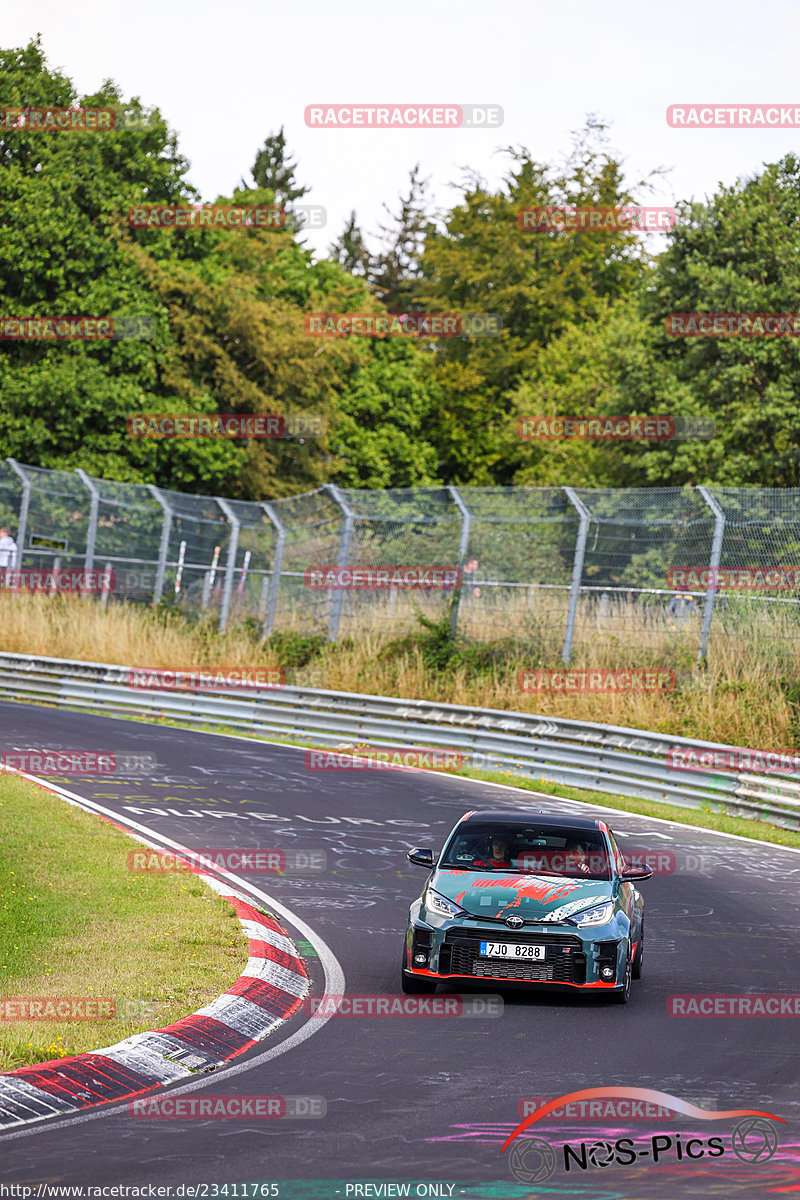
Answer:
[407, 847, 436, 868]
[621, 863, 653, 881]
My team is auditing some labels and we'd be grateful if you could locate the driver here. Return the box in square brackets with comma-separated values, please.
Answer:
[474, 832, 513, 869]
[564, 840, 591, 875]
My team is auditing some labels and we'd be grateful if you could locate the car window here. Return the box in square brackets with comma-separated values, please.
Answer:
[441, 824, 611, 880]
[607, 830, 626, 875]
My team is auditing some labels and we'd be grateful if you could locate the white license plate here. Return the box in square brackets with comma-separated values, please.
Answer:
[479, 941, 546, 959]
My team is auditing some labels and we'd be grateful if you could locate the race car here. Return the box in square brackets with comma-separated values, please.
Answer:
[401, 809, 652, 1004]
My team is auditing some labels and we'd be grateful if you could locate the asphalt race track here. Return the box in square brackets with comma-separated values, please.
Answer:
[1, 698, 799, 1198]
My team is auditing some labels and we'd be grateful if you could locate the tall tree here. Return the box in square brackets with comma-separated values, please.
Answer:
[0, 40, 445, 497]
[329, 210, 371, 277]
[629, 158, 800, 487]
[249, 127, 308, 210]
[370, 164, 432, 311]
[415, 119, 654, 483]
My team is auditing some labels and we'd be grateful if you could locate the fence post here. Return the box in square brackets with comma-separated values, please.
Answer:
[697, 486, 726, 665]
[324, 484, 354, 642]
[562, 487, 592, 665]
[100, 562, 113, 610]
[258, 575, 270, 618]
[147, 485, 173, 606]
[260, 502, 286, 639]
[447, 485, 472, 636]
[75, 468, 99, 573]
[6, 459, 30, 569]
[215, 498, 240, 634]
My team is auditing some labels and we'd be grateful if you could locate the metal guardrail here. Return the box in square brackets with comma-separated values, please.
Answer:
[0, 651, 799, 831]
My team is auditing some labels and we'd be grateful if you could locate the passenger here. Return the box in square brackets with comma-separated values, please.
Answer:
[564, 840, 591, 875]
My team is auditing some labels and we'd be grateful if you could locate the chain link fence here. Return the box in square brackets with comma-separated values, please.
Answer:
[1, 458, 800, 660]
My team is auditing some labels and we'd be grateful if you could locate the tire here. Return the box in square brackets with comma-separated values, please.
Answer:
[632, 922, 644, 980]
[612, 949, 633, 1004]
[401, 959, 438, 994]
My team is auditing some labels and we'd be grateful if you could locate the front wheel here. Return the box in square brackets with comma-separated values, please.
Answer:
[401, 957, 438, 994]
[611, 951, 633, 1004]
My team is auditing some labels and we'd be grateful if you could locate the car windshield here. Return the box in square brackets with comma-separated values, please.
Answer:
[441, 823, 612, 881]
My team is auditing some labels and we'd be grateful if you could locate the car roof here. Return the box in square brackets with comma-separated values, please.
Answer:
[458, 810, 605, 832]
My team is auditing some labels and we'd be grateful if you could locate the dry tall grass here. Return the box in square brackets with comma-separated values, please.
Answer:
[0, 590, 796, 750]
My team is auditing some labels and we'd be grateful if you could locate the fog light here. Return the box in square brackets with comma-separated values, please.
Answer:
[414, 953, 428, 965]
[601, 966, 614, 980]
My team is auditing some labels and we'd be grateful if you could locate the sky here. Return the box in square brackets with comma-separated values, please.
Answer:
[6, 1, 800, 256]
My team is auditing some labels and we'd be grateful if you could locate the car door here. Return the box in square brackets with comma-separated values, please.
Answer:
[608, 828, 642, 946]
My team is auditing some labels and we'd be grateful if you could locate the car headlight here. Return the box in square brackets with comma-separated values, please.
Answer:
[425, 888, 466, 918]
[571, 901, 615, 927]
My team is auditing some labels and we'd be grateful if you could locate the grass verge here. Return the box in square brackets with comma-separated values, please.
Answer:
[0, 771, 249, 1070]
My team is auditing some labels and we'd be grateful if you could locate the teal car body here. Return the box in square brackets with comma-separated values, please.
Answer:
[402, 809, 652, 1004]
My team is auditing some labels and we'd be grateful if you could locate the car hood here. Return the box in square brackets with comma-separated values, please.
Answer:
[431, 868, 613, 923]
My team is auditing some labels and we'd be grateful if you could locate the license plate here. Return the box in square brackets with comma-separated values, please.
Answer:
[479, 941, 546, 959]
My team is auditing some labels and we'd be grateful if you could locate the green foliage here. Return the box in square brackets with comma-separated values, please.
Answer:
[416, 121, 652, 484]
[379, 608, 458, 671]
[329, 210, 371, 277]
[0, 40, 443, 497]
[379, 606, 540, 679]
[780, 677, 800, 743]
[249, 126, 308, 210]
[4, 41, 800, 498]
[263, 630, 326, 669]
[370, 165, 431, 311]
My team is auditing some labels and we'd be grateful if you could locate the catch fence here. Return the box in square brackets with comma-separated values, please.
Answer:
[1, 460, 799, 662]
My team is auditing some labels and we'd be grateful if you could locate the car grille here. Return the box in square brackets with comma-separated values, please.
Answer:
[440, 930, 586, 984]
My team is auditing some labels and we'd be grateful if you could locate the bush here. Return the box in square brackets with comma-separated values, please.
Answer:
[263, 630, 326, 669]
[379, 608, 539, 680]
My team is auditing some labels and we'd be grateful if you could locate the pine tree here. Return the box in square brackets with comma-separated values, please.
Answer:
[250, 127, 308, 209]
[329, 210, 372, 276]
[370, 164, 432, 312]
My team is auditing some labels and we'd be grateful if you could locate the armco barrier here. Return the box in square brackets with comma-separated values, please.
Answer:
[0, 651, 799, 830]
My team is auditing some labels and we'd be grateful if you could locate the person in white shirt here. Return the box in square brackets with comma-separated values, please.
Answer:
[0, 527, 18, 570]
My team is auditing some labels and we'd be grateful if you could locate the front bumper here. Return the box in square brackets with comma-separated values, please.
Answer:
[405, 918, 627, 990]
